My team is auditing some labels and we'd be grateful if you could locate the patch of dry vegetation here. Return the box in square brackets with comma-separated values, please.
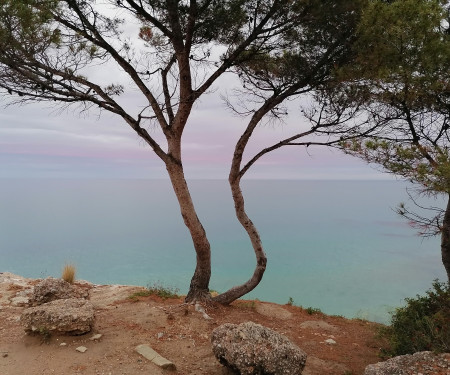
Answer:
[61, 264, 76, 284]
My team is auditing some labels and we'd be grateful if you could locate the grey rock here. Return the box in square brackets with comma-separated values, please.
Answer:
[8, 287, 33, 306]
[10, 296, 30, 307]
[76, 346, 88, 353]
[324, 339, 336, 345]
[211, 321, 307, 375]
[21, 298, 94, 335]
[365, 351, 450, 375]
[195, 303, 212, 320]
[0, 272, 30, 287]
[30, 277, 89, 306]
[255, 303, 292, 320]
[136, 344, 176, 370]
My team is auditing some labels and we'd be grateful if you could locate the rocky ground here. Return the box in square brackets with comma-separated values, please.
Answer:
[0, 272, 447, 375]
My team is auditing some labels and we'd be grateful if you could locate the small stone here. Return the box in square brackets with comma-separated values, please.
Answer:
[325, 339, 337, 345]
[194, 304, 212, 319]
[90, 333, 103, 341]
[157, 332, 164, 339]
[76, 346, 87, 353]
[10, 296, 30, 307]
[135, 344, 176, 370]
[202, 312, 212, 320]
[60, 343, 67, 346]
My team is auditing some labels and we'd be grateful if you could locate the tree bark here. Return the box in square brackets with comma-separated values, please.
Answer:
[440, 194, 450, 283]
[211, 107, 276, 304]
[165, 159, 212, 302]
[213, 176, 267, 304]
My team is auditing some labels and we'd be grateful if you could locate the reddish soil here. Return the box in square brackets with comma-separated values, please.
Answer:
[0, 273, 387, 375]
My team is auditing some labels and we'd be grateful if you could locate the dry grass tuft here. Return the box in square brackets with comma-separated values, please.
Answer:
[61, 264, 76, 284]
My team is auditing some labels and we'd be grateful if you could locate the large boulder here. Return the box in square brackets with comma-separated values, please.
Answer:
[21, 298, 94, 335]
[365, 351, 450, 375]
[211, 321, 307, 375]
[30, 277, 89, 305]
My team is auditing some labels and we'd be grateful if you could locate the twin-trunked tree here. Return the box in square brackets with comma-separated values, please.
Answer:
[0, 0, 365, 302]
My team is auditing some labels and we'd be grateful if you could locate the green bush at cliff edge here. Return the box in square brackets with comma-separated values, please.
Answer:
[381, 280, 449, 357]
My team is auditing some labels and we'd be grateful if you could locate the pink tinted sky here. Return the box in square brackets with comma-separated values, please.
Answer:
[0, 5, 390, 180]
[0, 93, 386, 180]
[0, 39, 386, 181]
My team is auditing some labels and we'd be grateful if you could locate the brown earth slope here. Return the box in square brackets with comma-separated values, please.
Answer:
[0, 273, 385, 375]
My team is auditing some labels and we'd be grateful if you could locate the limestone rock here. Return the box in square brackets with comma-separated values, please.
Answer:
[135, 344, 176, 370]
[299, 320, 338, 332]
[211, 321, 307, 375]
[21, 298, 94, 335]
[30, 277, 88, 306]
[365, 351, 450, 375]
[10, 296, 30, 307]
[255, 303, 292, 320]
[195, 303, 212, 320]
[0, 272, 30, 287]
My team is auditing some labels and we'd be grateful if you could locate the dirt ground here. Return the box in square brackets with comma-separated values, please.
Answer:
[0, 273, 386, 375]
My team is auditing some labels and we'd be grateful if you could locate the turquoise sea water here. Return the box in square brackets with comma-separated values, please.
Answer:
[0, 179, 446, 323]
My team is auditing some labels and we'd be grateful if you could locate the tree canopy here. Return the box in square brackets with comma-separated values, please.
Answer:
[324, 0, 450, 280]
[0, 0, 367, 302]
[340, 0, 450, 210]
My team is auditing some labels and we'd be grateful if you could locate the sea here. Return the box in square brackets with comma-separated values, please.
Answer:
[0, 179, 447, 323]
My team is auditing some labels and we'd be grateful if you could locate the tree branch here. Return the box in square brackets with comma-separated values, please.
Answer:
[54, 3, 170, 132]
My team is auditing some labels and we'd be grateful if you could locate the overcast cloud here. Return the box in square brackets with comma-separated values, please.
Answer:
[0, 89, 386, 180]
[0, 4, 386, 181]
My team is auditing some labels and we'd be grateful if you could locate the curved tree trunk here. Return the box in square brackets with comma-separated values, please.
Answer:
[440, 194, 450, 283]
[213, 176, 267, 304]
[165, 159, 212, 302]
[212, 106, 279, 304]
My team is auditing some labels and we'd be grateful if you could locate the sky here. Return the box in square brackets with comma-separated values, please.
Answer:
[0, 85, 389, 180]
[0, 3, 389, 181]
[0, 83, 389, 180]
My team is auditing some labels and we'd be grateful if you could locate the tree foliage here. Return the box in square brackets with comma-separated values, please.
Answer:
[323, 0, 450, 280]
[0, 0, 367, 302]
[335, 0, 450, 218]
[380, 280, 450, 356]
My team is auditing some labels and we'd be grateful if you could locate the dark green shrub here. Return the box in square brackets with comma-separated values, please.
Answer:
[381, 281, 450, 356]
[305, 307, 322, 315]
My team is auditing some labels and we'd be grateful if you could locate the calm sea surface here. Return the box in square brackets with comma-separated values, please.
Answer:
[0, 179, 446, 323]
